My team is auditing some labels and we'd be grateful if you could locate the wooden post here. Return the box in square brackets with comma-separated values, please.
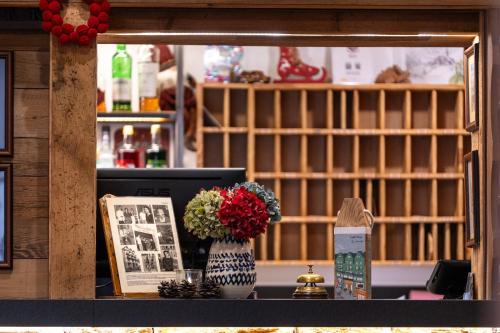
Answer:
[49, 1, 97, 298]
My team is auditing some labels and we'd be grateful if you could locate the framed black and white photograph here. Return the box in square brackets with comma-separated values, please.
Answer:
[464, 151, 479, 248]
[464, 43, 479, 132]
[100, 195, 183, 296]
[0, 52, 13, 156]
[0, 164, 12, 269]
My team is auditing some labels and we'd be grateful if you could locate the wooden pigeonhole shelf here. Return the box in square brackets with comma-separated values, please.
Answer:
[196, 82, 471, 265]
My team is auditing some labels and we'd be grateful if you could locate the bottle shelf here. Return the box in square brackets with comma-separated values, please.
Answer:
[97, 111, 176, 124]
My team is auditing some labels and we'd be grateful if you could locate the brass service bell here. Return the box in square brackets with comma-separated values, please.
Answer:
[292, 265, 329, 299]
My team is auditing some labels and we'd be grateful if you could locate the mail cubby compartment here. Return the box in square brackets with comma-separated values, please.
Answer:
[386, 136, 405, 173]
[307, 90, 328, 128]
[412, 136, 432, 173]
[438, 180, 457, 216]
[308, 223, 327, 260]
[203, 134, 223, 167]
[281, 136, 301, 172]
[203, 88, 224, 126]
[229, 134, 247, 168]
[308, 180, 327, 216]
[359, 136, 379, 173]
[255, 135, 274, 172]
[281, 223, 300, 260]
[411, 91, 432, 128]
[308, 135, 327, 173]
[386, 224, 406, 260]
[386, 180, 405, 217]
[281, 90, 302, 128]
[438, 136, 458, 173]
[281, 180, 301, 216]
[437, 91, 459, 129]
[412, 180, 432, 216]
[358, 90, 379, 129]
[333, 137, 353, 173]
[230, 89, 248, 127]
[385, 91, 405, 129]
[255, 90, 275, 128]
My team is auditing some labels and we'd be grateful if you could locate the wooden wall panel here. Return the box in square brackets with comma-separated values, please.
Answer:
[108, 8, 479, 34]
[13, 89, 49, 138]
[0, 259, 49, 299]
[14, 51, 49, 89]
[0, 35, 49, 298]
[0, 0, 495, 9]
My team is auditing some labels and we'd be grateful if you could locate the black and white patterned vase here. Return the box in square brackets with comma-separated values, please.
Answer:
[205, 235, 256, 299]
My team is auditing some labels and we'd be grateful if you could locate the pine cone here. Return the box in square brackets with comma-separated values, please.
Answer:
[199, 278, 221, 299]
[178, 280, 197, 298]
[158, 280, 180, 298]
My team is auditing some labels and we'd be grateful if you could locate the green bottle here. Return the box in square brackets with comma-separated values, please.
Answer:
[146, 124, 168, 168]
[112, 44, 132, 111]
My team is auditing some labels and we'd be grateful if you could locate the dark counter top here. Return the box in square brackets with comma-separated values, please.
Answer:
[0, 299, 498, 328]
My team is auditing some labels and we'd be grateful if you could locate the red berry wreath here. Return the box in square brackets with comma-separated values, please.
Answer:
[40, 0, 110, 46]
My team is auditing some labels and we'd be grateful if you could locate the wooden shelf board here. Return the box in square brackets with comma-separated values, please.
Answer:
[204, 127, 468, 136]
[256, 259, 437, 267]
[254, 172, 464, 180]
[200, 82, 465, 91]
[279, 215, 464, 224]
[97, 111, 176, 123]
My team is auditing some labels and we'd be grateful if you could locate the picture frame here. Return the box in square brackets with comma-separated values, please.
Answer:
[0, 164, 12, 269]
[0, 52, 13, 156]
[99, 194, 183, 297]
[464, 151, 479, 248]
[464, 43, 479, 132]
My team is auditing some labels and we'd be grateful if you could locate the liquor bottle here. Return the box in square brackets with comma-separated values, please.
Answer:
[146, 124, 167, 168]
[116, 125, 139, 168]
[97, 71, 107, 112]
[138, 45, 160, 112]
[97, 126, 114, 168]
[112, 44, 132, 111]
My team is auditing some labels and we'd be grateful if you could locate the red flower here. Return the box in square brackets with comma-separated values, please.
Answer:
[98, 11, 109, 22]
[59, 33, 70, 44]
[218, 188, 269, 240]
[51, 25, 62, 36]
[47, 1, 60, 13]
[89, 3, 101, 15]
[87, 28, 98, 39]
[76, 24, 89, 35]
[97, 23, 109, 33]
[87, 15, 99, 28]
[41, 21, 53, 32]
[42, 10, 52, 21]
[78, 35, 90, 46]
[39, 0, 49, 10]
[51, 14, 63, 25]
[62, 23, 74, 34]
[100, 0, 110, 12]
[70, 31, 79, 42]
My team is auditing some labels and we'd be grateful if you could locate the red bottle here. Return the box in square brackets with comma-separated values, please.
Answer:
[116, 125, 140, 168]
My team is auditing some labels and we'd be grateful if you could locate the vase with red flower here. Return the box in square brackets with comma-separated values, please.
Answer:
[184, 182, 281, 299]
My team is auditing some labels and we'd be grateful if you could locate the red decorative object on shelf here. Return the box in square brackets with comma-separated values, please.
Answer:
[275, 47, 327, 83]
[39, 0, 110, 46]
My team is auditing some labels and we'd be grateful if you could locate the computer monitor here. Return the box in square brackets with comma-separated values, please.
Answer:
[96, 168, 246, 280]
